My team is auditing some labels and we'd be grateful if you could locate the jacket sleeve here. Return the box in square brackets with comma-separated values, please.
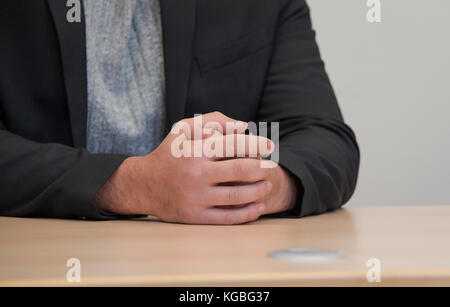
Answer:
[0, 119, 128, 220]
[259, 0, 360, 217]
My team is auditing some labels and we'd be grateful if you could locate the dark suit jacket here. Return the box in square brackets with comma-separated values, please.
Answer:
[0, 0, 360, 220]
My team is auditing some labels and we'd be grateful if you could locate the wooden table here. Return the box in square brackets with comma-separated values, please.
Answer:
[1, 206, 449, 286]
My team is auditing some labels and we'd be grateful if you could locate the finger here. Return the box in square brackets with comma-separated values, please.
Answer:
[172, 112, 248, 140]
[200, 203, 266, 225]
[202, 134, 275, 159]
[207, 180, 272, 206]
[170, 120, 213, 139]
[202, 112, 248, 136]
[208, 159, 271, 184]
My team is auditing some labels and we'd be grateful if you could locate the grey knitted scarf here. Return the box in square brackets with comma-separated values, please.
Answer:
[83, 0, 166, 156]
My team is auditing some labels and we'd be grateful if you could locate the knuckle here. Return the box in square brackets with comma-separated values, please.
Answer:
[232, 160, 244, 177]
[179, 119, 192, 130]
[212, 111, 224, 117]
[185, 165, 203, 180]
[227, 188, 240, 203]
[179, 118, 189, 125]
[171, 120, 189, 135]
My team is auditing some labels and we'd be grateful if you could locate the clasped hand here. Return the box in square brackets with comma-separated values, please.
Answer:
[95, 112, 299, 224]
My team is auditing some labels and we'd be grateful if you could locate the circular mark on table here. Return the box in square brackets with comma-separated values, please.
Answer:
[268, 248, 344, 262]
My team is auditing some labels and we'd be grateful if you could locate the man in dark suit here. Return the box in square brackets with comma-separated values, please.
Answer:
[0, 0, 359, 224]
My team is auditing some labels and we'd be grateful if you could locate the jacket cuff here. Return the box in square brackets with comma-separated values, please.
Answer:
[58, 152, 128, 220]
[265, 149, 316, 218]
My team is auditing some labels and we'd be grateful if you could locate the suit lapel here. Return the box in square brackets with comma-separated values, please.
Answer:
[160, 0, 197, 130]
[47, 0, 197, 145]
[47, 0, 88, 148]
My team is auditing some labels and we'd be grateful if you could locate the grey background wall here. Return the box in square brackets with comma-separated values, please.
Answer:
[307, 0, 450, 206]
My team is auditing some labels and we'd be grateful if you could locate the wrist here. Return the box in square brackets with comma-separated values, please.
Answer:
[282, 167, 300, 212]
[94, 156, 145, 215]
[267, 166, 299, 214]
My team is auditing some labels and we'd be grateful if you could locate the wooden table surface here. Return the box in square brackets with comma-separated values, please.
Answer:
[1, 205, 449, 286]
